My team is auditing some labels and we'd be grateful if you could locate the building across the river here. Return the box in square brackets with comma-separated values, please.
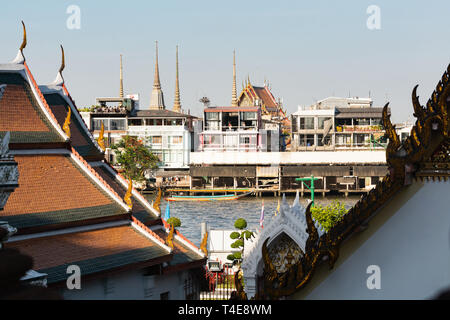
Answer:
[290, 97, 387, 151]
[82, 43, 198, 182]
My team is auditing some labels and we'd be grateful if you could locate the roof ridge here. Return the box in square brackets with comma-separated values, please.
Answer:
[105, 162, 160, 217]
[70, 146, 126, 207]
[132, 216, 166, 246]
[161, 219, 200, 251]
[61, 83, 104, 154]
[23, 62, 68, 140]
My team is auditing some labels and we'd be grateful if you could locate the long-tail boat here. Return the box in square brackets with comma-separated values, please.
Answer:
[165, 191, 253, 202]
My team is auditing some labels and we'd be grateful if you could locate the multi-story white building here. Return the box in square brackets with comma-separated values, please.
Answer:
[291, 97, 387, 151]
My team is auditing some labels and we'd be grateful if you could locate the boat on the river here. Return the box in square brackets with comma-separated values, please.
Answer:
[165, 191, 253, 202]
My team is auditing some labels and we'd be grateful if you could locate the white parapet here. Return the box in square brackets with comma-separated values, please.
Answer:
[190, 151, 386, 165]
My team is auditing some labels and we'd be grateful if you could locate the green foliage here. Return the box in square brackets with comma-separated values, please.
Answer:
[167, 217, 181, 228]
[233, 252, 242, 260]
[227, 254, 236, 261]
[227, 218, 253, 263]
[234, 218, 247, 230]
[243, 230, 254, 240]
[110, 135, 159, 182]
[311, 200, 348, 232]
[230, 231, 240, 239]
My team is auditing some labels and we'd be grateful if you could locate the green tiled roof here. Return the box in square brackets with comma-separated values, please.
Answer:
[43, 93, 103, 159]
[3, 203, 125, 229]
[39, 246, 170, 284]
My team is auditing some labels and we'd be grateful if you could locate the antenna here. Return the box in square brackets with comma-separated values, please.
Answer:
[199, 97, 210, 108]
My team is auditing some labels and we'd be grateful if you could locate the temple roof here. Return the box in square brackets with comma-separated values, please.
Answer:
[39, 86, 104, 160]
[0, 72, 66, 144]
[91, 162, 160, 225]
[6, 224, 172, 284]
[1, 153, 128, 232]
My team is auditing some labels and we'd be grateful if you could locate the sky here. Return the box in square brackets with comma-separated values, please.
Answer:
[1, 0, 449, 122]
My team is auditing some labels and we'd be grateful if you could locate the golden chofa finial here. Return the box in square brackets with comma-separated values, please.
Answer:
[63, 106, 71, 138]
[97, 121, 106, 151]
[59, 45, 65, 74]
[12, 21, 27, 64]
[167, 224, 174, 249]
[20, 21, 27, 52]
[200, 231, 208, 256]
[124, 178, 133, 209]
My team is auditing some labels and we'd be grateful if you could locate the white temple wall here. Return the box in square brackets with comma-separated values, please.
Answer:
[292, 180, 450, 299]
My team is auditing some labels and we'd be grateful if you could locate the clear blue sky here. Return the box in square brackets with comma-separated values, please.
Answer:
[1, 0, 449, 122]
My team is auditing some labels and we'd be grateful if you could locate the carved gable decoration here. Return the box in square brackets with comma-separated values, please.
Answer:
[241, 193, 321, 299]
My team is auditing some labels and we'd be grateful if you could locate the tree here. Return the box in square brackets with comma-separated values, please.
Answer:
[167, 217, 181, 228]
[311, 200, 348, 232]
[110, 135, 159, 183]
[227, 218, 254, 263]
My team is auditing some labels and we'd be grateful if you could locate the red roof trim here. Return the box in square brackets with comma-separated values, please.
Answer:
[23, 62, 65, 136]
[70, 146, 124, 204]
[161, 219, 200, 250]
[132, 216, 167, 246]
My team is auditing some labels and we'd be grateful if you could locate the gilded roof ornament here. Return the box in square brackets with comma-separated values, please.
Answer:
[167, 224, 174, 249]
[97, 121, 105, 151]
[62, 106, 71, 138]
[200, 231, 208, 256]
[124, 178, 133, 209]
[153, 187, 162, 214]
[12, 21, 27, 64]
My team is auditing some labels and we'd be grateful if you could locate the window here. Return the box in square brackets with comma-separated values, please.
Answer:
[151, 136, 162, 144]
[170, 136, 183, 144]
[92, 119, 109, 131]
[128, 119, 143, 126]
[242, 112, 257, 120]
[306, 134, 315, 146]
[206, 112, 219, 120]
[240, 136, 250, 144]
[110, 119, 126, 130]
[317, 134, 332, 146]
[291, 116, 298, 132]
[299, 117, 314, 130]
[318, 117, 332, 130]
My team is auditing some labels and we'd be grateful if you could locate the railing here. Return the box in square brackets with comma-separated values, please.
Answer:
[200, 265, 237, 300]
[335, 125, 383, 132]
[204, 126, 258, 132]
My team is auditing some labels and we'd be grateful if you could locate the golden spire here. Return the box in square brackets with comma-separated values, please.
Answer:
[119, 54, 124, 99]
[173, 45, 181, 112]
[97, 121, 105, 151]
[63, 106, 71, 138]
[124, 178, 133, 209]
[153, 41, 161, 89]
[231, 50, 238, 107]
[149, 41, 166, 110]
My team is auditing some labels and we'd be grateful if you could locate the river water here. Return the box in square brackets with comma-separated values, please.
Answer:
[145, 194, 360, 247]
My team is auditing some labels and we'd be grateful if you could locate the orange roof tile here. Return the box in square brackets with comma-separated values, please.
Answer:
[6, 225, 158, 270]
[2, 154, 114, 216]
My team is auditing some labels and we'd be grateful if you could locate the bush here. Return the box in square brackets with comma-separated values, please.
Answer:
[311, 200, 348, 232]
[230, 231, 240, 239]
[234, 218, 247, 230]
[167, 217, 181, 228]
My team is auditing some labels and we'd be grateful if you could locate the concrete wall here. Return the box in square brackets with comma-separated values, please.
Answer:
[191, 151, 386, 165]
[62, 268, 193, 300]
[292, 180, 450, 300]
